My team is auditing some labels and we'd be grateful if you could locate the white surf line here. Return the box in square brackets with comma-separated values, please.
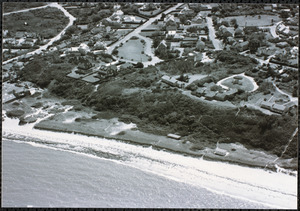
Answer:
[2, 119, 297, 209]
[3, 3, 76, 65]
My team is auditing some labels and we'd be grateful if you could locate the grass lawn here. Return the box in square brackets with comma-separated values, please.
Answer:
[221, 76, 254, 92]
[221, 15, 281, 27]
[117, 39, 149, 62]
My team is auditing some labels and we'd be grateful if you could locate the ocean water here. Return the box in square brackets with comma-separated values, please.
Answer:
[1, 118, 297, 208]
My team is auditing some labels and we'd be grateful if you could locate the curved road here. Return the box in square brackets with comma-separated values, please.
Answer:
[3, 3, 76, 65]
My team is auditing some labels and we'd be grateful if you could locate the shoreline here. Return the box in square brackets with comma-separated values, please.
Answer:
[2, 82, 297, 175]
[32, 115, 296, 175]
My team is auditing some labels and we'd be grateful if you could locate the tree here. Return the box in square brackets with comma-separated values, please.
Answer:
[230, 18, 237, 26]
[65, 25, 77, 36]
[249, 39, 260, 53]
[211, 6, 219, 13]
[280, 11, 289, 19]
[135, 62, 144, 68]
[179, 15, 188, 24]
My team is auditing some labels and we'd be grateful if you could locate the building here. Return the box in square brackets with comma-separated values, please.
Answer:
[161, 75, 185, 88]
[166, 25, 177, 35]
[272, 104, 287, 114]
[214, 148, 227, 156]
[156, 40, 168, 52]
[167, 134, 181, 140]
[204, 90, 217, 100]
[260, 101, 273, 110]
[77, 24, 89, 30]
[264, 5, 272, 11]
[181, 37, 198, 47]
[194, 87, 206, 97]
[214, 92, 227, 101]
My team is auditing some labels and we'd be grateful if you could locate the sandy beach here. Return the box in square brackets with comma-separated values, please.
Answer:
[2, 81, 297, 173]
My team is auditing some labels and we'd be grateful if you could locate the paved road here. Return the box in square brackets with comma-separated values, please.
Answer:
[106, 3, 184, 55]
[269, 21, 282, 38]
[206, 17, 223, 50]
[3, 3, 76, 65]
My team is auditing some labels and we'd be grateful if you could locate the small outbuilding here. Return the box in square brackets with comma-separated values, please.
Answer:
[167, 134, 181, 140]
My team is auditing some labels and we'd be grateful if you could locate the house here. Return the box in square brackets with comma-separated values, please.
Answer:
[272, 104, 287, 114]
[214, 92, 227, 101]
[260, 101, 273, 110]
[15, 31, 26, 39]
[79, 43, 90, 55]
[167, 133, 181, 140]
[77, 24, 89, 30]
[232, 41, 249, 52]
[234, 27, 244, 38]
[114, 10, 124, 16]
[224, 88, 238, 99]
[164, 14, 177, 26]
[161, 75, 184, 88]
[57, 42, 68, 50]
[194, 87, 206, 97]
[166, 25, 177, 35]
[264, 5, 272, 11]
[204, 90, 217, 100]
[68, 47, 81, 56]
[233, 75, 243, 80]
[181, 37, 198, 47]
[26, 32, 37, 38]
[156, 40, 168, 52]
[276, 42, 289, 48]
[214, 148, 227, 156]
[3, 30, 8, 37]
[173, 33, 184, 41]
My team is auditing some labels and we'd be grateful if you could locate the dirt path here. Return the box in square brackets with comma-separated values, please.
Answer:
[3, 4, 49, 16]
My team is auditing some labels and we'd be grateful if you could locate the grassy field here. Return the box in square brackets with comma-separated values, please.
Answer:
[221, 15, 281, 27]
[3, 7, 69, 38]
[117, 39, 149, 62]
[221, 76, 254, 92]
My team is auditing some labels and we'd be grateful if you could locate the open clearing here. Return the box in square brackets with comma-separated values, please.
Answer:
[221, 15, 281, 27]
[117, 39, 149, 62]
[221, 76, 254, 92]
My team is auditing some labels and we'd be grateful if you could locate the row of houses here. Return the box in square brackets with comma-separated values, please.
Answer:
[260, 101, 288, 114]
[193, 87, 238, 101]
[161, 75, 186, 88]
